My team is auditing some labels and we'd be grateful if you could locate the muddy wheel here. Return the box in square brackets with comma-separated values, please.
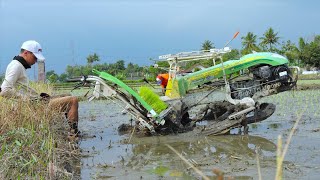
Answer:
[246, 103, 275, 124]
[200, 117, 243, 136]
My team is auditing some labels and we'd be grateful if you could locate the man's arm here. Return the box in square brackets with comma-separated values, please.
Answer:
[0, 65, 37, 99]
[0, 64, 21, 98]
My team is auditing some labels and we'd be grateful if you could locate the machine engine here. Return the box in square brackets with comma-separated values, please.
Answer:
[251, 65, 291, 82]
[231, 65, 293, 100]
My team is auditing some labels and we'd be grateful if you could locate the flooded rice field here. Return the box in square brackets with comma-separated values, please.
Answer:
[78, 90, 320, 179]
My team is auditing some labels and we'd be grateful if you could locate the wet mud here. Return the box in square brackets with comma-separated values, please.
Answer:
[78, 90, 320, 179]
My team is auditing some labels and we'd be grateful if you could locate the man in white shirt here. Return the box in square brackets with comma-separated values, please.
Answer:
[0, 40, 79, 138]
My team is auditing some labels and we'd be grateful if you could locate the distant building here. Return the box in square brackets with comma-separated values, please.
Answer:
[183, 64, 206, 73]
[302, 70, 319, 75]
[38, 60, 45, 82]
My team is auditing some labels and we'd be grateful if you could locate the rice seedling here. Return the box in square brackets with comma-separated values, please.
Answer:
[166, 144, 210, 180]
[255, 147, 262, 180]
[139, 86, 168, 114]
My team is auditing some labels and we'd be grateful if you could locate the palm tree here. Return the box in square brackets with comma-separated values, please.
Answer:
[241, 32, 260, 55]
[260, 27, 280, 52]
[279, 40, 298, 64]
[201, 40, 214, 51]
[87, 53, 100, 65]
[294, 37, 307, 66]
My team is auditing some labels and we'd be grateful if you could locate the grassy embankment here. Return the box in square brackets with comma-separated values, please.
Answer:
[0, 83, 80, 179]
[297, 74, 320, 89]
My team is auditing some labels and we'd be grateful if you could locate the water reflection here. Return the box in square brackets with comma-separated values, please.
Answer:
[122, 134, 276, 178]
[128, 134, 276, 159]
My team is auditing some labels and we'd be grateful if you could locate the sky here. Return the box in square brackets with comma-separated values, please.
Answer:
[0, 0, 319, 76]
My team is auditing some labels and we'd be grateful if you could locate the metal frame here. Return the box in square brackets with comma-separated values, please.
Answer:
[84, 75, 156, 133]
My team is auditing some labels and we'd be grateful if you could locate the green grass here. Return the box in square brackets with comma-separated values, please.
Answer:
[297, 79, 320, 85]
[298, 73, 320, 80]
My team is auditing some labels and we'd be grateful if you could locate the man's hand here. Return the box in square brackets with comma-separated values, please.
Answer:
[39, 92, 50, 101]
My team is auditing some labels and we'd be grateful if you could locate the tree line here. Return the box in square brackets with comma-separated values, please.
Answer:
[46, 27, 320, 83]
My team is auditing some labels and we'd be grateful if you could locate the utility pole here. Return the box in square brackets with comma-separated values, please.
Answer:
[34, 64, 36, 80]
[38, 60, 46, 82]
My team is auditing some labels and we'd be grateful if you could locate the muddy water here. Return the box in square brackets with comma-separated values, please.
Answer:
[78, 90, 320, 179]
